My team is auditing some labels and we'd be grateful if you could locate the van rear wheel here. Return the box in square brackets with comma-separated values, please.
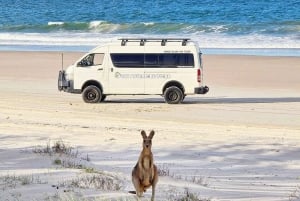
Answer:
[82, 85, 102, 103]
[164, 86, 184, 104]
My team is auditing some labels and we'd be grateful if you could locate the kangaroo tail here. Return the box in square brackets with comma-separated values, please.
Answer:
[128, 190, 136, 194]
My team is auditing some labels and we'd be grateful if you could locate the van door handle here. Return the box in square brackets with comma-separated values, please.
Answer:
[97, 68, 103, 71]
[110, 68, 114, 72]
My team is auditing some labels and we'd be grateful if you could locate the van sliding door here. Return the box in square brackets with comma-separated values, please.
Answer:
[108, 45, 145, 94]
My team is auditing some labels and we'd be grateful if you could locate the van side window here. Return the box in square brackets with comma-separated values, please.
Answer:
[78, 53, 104, 67]
[148, 54, 194, 67]
[144, 54, 159, 67]
[111, 53, 194, 68]
[176, 54, 194, 67]
[111, 54, 144, 67]
[94, 53, 105, 65]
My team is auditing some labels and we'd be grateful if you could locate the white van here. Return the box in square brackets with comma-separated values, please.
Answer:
[58, 38, 209, 104]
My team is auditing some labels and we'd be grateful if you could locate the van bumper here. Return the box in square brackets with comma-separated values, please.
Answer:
[58, 70, 79, 93]
[194, 86, 209, 94]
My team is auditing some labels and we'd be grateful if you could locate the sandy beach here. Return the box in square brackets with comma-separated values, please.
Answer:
[0, 51, 300, 201]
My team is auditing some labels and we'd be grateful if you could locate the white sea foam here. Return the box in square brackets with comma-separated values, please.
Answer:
[143, 22, 155, 26]
[89, 21, 105, 29]
[48, 22, 64, 26]
[207, 25, 228, 33]
[0, 32, 299, 55]
[87, 21, 122, 33]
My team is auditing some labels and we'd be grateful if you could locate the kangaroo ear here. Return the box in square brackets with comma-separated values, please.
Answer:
[141, 130, 147, 139]
[149, 130, 155, 139]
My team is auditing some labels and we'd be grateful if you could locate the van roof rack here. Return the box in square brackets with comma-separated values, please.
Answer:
[119, 38, 190, 46]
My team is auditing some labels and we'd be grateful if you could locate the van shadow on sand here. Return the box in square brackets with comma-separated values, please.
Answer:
[186, 96, 300, 104]
[104, 97, 300, 104]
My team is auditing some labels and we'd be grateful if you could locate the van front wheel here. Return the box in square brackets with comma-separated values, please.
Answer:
[164, 86, 184, 104]
[82, 85, 102, 103]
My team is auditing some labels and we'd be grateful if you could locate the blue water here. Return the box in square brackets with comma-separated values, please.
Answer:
[0, 0, 299, 55]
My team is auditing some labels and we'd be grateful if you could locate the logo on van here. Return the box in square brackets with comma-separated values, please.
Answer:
[115, 72, 171, 79]
[115, 72, 122, 78]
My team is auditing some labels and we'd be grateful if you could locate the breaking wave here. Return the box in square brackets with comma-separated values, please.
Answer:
[0, 20, 299, 36]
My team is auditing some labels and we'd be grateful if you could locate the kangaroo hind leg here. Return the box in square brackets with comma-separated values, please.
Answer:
[132, 176, 143, 197]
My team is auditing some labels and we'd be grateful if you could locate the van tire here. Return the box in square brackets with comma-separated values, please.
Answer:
[164, 86, 184, 104]
[82, 85, 102, 103]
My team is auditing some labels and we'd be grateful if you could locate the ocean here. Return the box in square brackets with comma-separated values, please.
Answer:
[0, 0, 299, 56]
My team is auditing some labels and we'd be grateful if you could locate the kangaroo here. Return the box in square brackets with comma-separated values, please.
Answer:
[132, 130, 158, 201]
